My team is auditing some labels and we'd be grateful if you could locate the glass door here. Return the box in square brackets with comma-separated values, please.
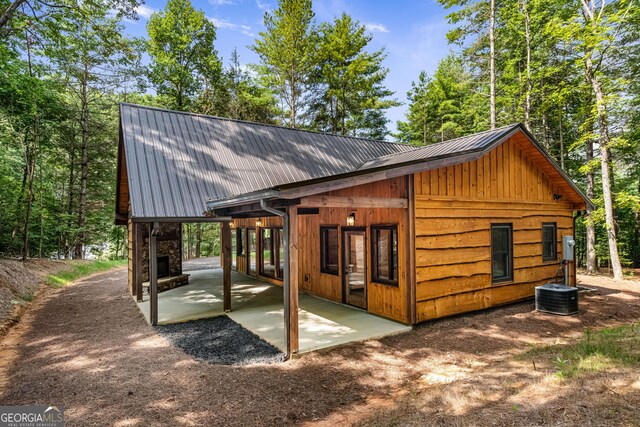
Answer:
[342, 229, 367, 309]
[248, 228, 257, 276]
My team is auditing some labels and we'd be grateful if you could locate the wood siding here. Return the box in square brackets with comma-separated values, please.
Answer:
[414, 135, 579, 322]
[231, 177, 410, 323]
[297, 176, 409, 323]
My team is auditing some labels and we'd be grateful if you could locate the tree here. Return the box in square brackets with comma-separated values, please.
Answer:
[252, 0, 315, 128]
[225, 49, 279, 123]
[553, 0, 635, 280]
[308, 13, 398, 139]
[43, 4, 141, 258]
[147, 0, 222, 112]
[440, 0, 502, 129]
[396, 55, 482, 145]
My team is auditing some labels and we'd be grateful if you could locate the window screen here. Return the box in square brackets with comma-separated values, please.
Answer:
[491, 224, 513, 283]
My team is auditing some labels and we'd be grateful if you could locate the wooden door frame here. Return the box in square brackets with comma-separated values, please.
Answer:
[247, 228, 257, 276]
[341, 227, 367, 309]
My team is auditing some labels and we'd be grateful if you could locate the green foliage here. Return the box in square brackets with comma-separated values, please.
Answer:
[46, 259, 127, 287]
[147, 0, 222, 112]
[307, 13, 398, 139]
[521, 324, 640, 379]
[396, 55, 483, 145]
[252, 0, 316, 127]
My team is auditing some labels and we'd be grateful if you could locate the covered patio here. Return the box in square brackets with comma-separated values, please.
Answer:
[137, 269, 411, 354]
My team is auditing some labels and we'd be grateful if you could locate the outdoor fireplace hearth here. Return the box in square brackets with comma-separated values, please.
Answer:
[157, 256, 170, 278]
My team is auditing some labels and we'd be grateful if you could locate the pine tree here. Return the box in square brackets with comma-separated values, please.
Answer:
[308, 13, 398, 139]
[252, 0, 315, 128]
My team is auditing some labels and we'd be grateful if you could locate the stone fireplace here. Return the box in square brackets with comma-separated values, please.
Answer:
[141, 223, 188, 292]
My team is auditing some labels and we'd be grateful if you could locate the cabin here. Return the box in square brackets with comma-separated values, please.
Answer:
[116, 103, 592, 357]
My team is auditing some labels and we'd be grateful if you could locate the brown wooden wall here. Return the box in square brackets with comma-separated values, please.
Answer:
[414, 135, 579, 322]
[231, 176, 410, 323]
[297, 176, 409, 323]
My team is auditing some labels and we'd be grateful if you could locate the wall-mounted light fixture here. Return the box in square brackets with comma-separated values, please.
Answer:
[230, 222, 236, 229]
[255, 219, 263, 227]
[553, 193, 562, 200]
[346, 212, 356, 226]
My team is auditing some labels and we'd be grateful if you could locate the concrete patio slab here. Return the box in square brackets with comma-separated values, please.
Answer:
[137, 269, 412, 354]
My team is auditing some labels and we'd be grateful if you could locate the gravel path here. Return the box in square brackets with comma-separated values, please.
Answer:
[0, 269, 639, 426]
[182, 256, 220, 272]
[156, 316, 284, 365]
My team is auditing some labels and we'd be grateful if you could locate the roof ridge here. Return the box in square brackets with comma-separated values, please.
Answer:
[119, 102, 412, 149]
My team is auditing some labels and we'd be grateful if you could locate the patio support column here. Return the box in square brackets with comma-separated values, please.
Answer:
[286, 206, 299, 355]
[149, 222, 159, 326]
[222, 220, 232, 312]
[134, 222, 144, 302]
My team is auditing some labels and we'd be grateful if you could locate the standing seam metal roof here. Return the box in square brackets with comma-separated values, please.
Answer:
[119, 103, 415, 219]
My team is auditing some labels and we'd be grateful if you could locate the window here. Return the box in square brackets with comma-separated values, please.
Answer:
[491, 224, 513, 283]
[542, 222, 557, 261]
[236, 227, 245, 256]
[260, 227, 283, 279]
[231, 231, 237, 269]
[371, 225, 398, 286]
[320, 226, 339, 275]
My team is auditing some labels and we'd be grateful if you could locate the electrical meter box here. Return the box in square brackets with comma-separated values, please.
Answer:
[563, 236, 575, 261]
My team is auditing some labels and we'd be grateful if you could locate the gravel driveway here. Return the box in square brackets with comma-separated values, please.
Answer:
[1, 268, 639, 426]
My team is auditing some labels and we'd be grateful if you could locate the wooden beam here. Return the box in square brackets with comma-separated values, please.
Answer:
[149, 222, 159, 326]
[287, 206, 299, 355]
[135, 222, 144, 302]
[222, 221, 232, 312]
[299, 195, 408, 209]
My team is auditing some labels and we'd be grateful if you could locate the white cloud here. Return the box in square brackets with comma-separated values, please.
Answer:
[208, 17, 255, 37]
[256, 0, 271, 12]
[210, 0, 235, 5]
[365, 23, 390, 33]
[136, 4, 157, 19]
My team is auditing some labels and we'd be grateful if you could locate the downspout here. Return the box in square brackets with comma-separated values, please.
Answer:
[260, 199, 291, 359]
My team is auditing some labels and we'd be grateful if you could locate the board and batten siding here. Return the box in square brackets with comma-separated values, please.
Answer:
[413, 135, 578, 322]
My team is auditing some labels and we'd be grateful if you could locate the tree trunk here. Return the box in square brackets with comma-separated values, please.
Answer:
[66, 135, 76, 259]
[290, 73, 296, 128]
[195, 224, 202, 257]
[21, 119, 37, 261]
[522, 0, 531, 130]
[75, 62, 90, 259]
[585, 56, 623, 280]
[585, 137, 597, 274]
[0, 0, 26, 34]
[489, 0, 496, 129]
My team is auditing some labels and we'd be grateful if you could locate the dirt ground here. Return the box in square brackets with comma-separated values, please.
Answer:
[0, 259, 69, 338]
[0, 269, 638, 426]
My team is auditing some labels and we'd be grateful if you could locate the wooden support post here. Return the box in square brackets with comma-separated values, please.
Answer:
[149, 222, 159, 326]
[222, 221, 232, 312]
[286, 206, 299, 355]
[135, 222, 144, 302]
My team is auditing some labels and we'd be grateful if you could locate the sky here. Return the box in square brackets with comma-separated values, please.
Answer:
[123, 0, 456, 133]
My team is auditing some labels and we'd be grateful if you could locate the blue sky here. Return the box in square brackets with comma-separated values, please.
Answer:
[124, 0, 455, 132]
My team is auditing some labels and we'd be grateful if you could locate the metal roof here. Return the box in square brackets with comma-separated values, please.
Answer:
[118, 104, 593, 219]
[357, 123, 521, 170]
[119, 103, 415, 219]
